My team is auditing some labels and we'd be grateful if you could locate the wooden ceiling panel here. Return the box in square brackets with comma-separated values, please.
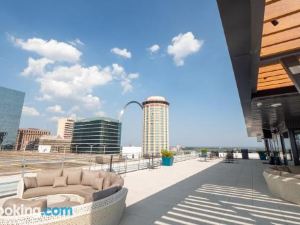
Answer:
[257, 62, 294, 91]
[257, 81, 294, 90]
[261, 38, 300, 57]
[259, 63, 283, 73]
[262, 26, 300, 47]
[258, 74, 289, 82]
[258, 76, 291, 85]
[264, 0, 300, 22]
[259, 69, 286, 78]
[263, 12, 300, 36]
[261, 0, 300, 57]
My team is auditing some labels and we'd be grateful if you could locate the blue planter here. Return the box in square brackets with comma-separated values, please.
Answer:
[258, 152, 267, 160]
[162, 157, 174, 166]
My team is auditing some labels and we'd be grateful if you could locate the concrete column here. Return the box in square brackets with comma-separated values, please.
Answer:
[279, 134, 288, 166]
[264, 139, 270, 156]
[288, 130, 300, 166]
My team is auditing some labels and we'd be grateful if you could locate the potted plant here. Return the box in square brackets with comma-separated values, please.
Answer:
[161, 150, 174, 166]
[200, 148, 208, 157]
[257, 151, 267, 160]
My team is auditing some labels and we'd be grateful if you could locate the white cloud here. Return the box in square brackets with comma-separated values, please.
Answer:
[22, 57, 54, 77]
[167, 32, 203, 66]
[95, 111, 106, 117]
[128, 73, 139, 79]
[46, 105, 64, 114]
[111, 64, 139, 93]
[14, 36, 140, 118]
[68, 38, 84, 46]
[36, 64, 113, 110]
[23, 61, 138, 106]
[22, 106, 40, 116]
[148, 44, 160, 53]
[120, 74, 139, 94]
[111, 48, 132, 59]
[121, 79, 133, 93]
[11, 36, 81, 63]
[112, 63, 125, 75]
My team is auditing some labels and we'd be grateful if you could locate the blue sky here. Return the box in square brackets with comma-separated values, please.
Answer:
[0, 0, 262, 147]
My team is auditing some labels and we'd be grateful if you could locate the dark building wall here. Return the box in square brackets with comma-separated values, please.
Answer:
[71, 117, 121, 154]
[0, 86, 25, 148]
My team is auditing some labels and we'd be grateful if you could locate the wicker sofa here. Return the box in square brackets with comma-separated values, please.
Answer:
[0, 168, 127, 225]
[263, 165, 300, 204]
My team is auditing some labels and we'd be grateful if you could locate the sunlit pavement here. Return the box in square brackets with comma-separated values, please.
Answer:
[120, 158, 300, 225]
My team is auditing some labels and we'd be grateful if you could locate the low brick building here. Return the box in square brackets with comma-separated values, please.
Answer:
[15, 128, 50, 151]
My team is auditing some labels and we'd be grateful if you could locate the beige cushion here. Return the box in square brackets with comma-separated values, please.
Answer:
[101, 172, 124, 189]
[63, 168, 82, 185]
[81, 170, 99, 186]
[110, 175, 124, 188]
[98, 170, 107, 178]
[53, 176, 67, 188]
[23, 185, 96, 202]
[3, 198, 47, 215]
[92, 177, 104, 190]
[37, 169, 62, 187]
[103, 176, 111, 189]
[24, 177, 38, 189]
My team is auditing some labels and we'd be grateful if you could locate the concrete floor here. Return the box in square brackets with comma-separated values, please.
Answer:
[120, 158, 300, 225]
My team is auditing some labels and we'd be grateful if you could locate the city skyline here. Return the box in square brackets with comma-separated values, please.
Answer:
[0, 0, 262, 147]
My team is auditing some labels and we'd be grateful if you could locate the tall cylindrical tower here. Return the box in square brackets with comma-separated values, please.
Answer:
[142, 96, 169, 156]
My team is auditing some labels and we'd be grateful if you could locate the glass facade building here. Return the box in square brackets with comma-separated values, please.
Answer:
[0, 86, 25, 148]
[71, 117, 121, 154]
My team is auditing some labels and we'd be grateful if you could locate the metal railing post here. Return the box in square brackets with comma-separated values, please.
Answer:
[89, 145, 93, 170]
[151, 153, 154, 168]
[21, 145, 26, 178]
[109, 155, 113, 172]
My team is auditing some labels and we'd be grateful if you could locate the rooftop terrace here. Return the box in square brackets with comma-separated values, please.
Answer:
[121, 158, 300, 225]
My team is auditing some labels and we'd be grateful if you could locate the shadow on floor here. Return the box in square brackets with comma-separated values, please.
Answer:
[120, 159, 300, 225]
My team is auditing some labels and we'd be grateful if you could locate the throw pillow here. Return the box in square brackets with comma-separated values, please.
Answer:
[63, 169, 82, 185]
[92, 177, 104, 190]
[23, 177, 38, 189]
[37, 169, 62, 187]
[53, 176, 67, 188]
[81, 170, 99, 186]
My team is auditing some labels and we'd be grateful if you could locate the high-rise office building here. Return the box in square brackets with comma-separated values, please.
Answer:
[0, 86, 25, 148]
[57, 118, 75, 139]
[71, 117, 121, 153]
[15, 128, 50, 150]
[142, 96, 169, 156]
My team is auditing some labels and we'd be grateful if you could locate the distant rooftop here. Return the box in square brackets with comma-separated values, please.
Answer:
[0, 86, 25, 96]
[146, 96, 167, 101]
[76, 116, 120, 123]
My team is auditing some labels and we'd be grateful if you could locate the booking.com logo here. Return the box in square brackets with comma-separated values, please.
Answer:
[42, 207, 73, 216]
[1, 205, 73, 216]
